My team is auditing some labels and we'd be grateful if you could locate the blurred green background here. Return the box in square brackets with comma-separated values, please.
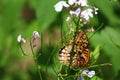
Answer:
[0, 0, 120, 80]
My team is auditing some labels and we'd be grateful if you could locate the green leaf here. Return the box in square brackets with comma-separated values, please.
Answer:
[90, 76, 103, 80]
[90, 45, 100, 64]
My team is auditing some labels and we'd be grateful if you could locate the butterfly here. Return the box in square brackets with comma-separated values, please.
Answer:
[59, 29, 90, 67]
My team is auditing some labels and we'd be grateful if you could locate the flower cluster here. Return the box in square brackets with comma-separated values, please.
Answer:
[81, 69, 95, 78]
[77, 69, 95, 80]
[54, 0, 98, 26]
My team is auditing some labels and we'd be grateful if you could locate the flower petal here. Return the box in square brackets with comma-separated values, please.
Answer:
[88, 71, 95, 78]
[33, 31, 40, 39]
[78, 0, 88, 6]
[17, 35, 22, 42]
[54, 1, 69, 12]
[17, 35, 26, 43]
[68, 0, 76, 5]
[70, 8, 81, 16]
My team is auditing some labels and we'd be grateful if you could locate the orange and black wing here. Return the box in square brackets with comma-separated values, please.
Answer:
[59, 29, 90, 67]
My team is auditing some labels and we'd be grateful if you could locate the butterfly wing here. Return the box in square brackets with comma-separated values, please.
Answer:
[59, 30, 90, 67]
[72, 30, 90, 67]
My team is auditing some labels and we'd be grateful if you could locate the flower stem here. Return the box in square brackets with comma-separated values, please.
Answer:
[88, 63, 112, 68]
[19, 43, 27, 56]
[30, 38, 43, 80]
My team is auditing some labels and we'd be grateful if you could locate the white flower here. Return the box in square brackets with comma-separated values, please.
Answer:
[17, 35, 26, 43]
[17, 35, 22, 42]
[33, 31, 40, 39]
[54, 1, 70, 12]
[81, 69, 95, 78]
[70, 8, 81, 17]
[81, 8, 93, 21]
[68, 0, 77, 5]
[93, 7, 99, 14]
[78, 0, 88, 6]
[88, 71, 95, 78]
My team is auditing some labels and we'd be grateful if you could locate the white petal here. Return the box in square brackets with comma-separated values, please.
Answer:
[54, 2, 63, 12]
[54, 1, 69, 12]
[81, 11, 89, 21]
[89, 12, 93, 17]
[17, 35, 22, 42]
[81, 8, 93, 21]
[70, 10, 75, 15]
[17, 35, 26, 43]
[69, 8, 81, 17]
[85, 16, 89, 21]
[95, 12, 98, 14]
[88, 71, 95, 78]
[68, 0, 76, 5]
[81, 70, 89, 75]
[33, 31, 40, 39]
[78, 0, 88, 6]
[62, 1, 70, 7]
[87, 9, 93, 17]
[94, 7, 99, 11]
[88, 8, 93, 12]
[93, 7, 99, 14]
[75, 8, 81, 16]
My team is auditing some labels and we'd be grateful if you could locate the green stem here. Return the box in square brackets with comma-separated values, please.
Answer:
[19, 43, 27, 56]
[60, 22, 63, 45]
[88, 63, 112, 68]
[58, 73, 66, 80]
[30, 38, 43, 80]
[68, 18, 79, 72]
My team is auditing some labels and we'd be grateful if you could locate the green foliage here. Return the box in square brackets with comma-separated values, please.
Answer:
[90, 45, 100, 64]
[90, 76, 103, 80]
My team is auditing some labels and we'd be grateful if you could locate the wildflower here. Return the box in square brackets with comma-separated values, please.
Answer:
[33, 31, 40, 39]
[93, 7, 99, 14]
[81, 8, 93, 21]
[87, 71, 95, 78]
[81, 69, 95, 78]
[54, 1, 70, 12]
[70, 8, 81, 17]
[54, 0, 99, 26]
[78, 0, 88, 6]
[17, 35, 26, 43]
[68, 0, 77, 5]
